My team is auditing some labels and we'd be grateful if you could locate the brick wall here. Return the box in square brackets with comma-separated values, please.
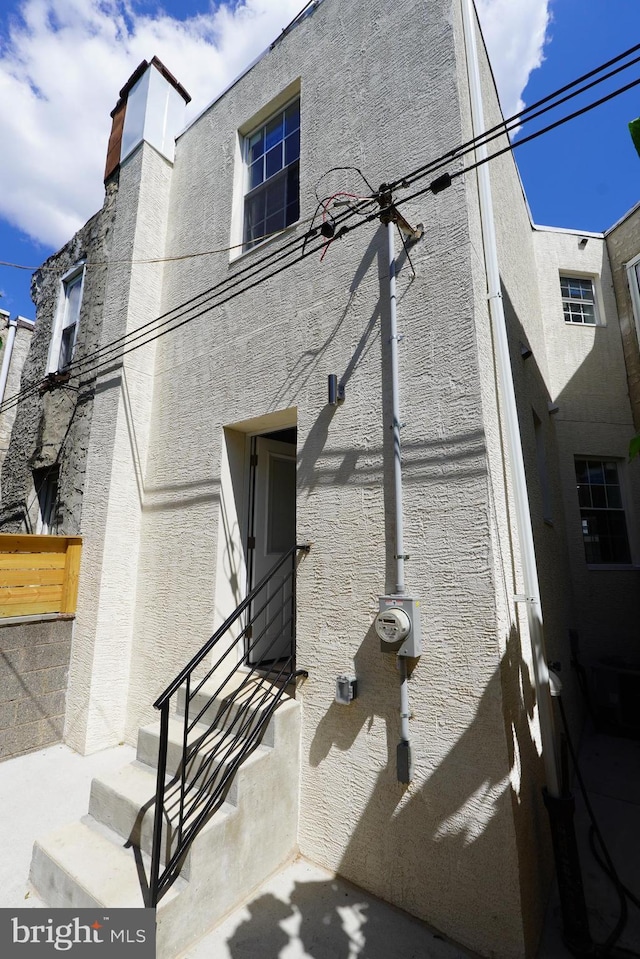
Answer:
[0, 618, 72, 760]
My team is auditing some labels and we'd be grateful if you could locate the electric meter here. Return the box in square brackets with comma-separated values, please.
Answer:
[376, 596, 422, 657]
[375, 608, 411, 644]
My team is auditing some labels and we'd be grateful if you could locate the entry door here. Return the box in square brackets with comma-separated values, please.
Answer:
[248, 436, 296, 664]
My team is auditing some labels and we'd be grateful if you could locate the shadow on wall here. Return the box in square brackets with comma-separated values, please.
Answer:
[219, 628, 550, 958]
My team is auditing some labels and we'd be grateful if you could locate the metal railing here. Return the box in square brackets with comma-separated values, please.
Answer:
[149, 543, 309, 906]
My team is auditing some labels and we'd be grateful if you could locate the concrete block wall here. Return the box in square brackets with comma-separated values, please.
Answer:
[0, 618, 72, 760]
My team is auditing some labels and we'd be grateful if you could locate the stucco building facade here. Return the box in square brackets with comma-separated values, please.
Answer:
[1, 1, 639, 956]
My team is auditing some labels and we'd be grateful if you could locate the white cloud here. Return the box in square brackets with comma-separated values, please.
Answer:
[476, 0, 551, 119]
[0, 0, 550, 251]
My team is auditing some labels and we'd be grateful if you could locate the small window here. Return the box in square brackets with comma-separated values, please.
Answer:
[560, 275, 597, 325]
[626, 255, 640, 342]
[575, 458, 631, 564]
[48, 264, 84, 373]
[243, 98, 300, 251]
[34, 466, 60, 535]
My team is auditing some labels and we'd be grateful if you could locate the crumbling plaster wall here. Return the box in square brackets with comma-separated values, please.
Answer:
[0, 182, 118, 536]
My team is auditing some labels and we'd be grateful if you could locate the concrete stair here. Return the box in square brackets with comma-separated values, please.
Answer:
[29, 672, 302, 959]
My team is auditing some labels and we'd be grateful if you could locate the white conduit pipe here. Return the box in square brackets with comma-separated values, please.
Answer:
[387, 220, 406, 597]
[461, 0, 560, 797]
[386, 220, 412, 753]
[0, 317, 18, 406]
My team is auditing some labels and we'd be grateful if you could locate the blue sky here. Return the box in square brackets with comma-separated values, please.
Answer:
[0, 0, 638, 320]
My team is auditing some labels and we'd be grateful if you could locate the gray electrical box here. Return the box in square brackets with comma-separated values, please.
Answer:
[375, 595, 422, 657]
[335, 674, 358, 704]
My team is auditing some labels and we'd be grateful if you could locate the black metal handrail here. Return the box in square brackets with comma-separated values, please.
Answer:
[148, 543, 309, 906]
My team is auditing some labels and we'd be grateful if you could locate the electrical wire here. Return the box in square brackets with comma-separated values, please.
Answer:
[387, 39, 640, 194]
[2, 42, 638, 276]
[2, 46, 639, 415]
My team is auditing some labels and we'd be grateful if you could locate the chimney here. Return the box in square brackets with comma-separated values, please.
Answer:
[104, 57, 191, 182]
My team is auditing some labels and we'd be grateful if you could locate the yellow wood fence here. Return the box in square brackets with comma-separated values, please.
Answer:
[0, 534, 82, 617]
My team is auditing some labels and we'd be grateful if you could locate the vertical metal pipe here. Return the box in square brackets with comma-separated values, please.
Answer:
[461, 0, 560, 798]
[387, 221, 406, 596]
[386, 219, 413, 781]
[0, 318, 18, 405]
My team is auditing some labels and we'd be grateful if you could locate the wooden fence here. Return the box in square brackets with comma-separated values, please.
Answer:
[0, 534, 82, 618]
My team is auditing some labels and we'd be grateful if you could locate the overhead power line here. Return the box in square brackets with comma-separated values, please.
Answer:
[1, 43, 639, 417]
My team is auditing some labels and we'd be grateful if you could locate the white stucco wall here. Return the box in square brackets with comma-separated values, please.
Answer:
[107, 1, 536, 955]
[55, 0, 627, 955]
[532, 228, 640, 667]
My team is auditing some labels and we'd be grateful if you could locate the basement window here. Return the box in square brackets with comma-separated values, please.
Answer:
[243, 98, 300, 251]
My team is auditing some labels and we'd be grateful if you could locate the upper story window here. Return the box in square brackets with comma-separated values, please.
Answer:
[48, 264, 85, 373]
[626, 254, 640, 342]
[243, 98, 300, 251]
[560, 275, 597, 325]
[575, 458, 631, 565]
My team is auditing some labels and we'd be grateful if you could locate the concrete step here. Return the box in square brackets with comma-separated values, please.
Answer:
[29, 815, 185, 910]
[136, 716, 271, 803]
[177, 671, 293, 748]
[29, 690, 302, 959]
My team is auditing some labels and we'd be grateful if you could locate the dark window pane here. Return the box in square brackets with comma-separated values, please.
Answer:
[577, 484, 591, 508]
[607, 487, 622, 509]
[59, 323, 76, 370]
[265, 175, 286, 217]
[248, 129, 264, 164]
[591, 485, 606, 508]
[285, 129, 300, 166]
[575, 460, 588, 484]
[265, 114, 283, 151]
[285, 100, 300, 135]
[265, 143, 283, 180]
[265, 211, 285, 237]
[604, 462, 619, 485]
[587, 461, 605, 485]
[249, 158, 264, 190]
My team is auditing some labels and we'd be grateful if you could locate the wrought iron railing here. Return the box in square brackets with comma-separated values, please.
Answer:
[148, 543, 309, 906]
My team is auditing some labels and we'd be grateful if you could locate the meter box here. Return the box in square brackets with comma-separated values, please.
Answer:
[375, 595, 422, 657]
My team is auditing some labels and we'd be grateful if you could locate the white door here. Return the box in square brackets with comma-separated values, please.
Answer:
[248, 436, 296, 664]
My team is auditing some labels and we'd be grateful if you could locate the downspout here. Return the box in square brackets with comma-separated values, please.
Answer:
[460, 0, 560, 798]
[0, 316, 18, 406]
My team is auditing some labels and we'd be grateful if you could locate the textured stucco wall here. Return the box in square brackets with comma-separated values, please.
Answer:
[63, 143, 173, 754]
[533, 227, 640, 666]
[0, 617, 72, 760]
[97, 1, 542, 955]
[606, 205, 640, 430]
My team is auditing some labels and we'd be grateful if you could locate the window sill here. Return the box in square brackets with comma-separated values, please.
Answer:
[229, 220, 300, 266]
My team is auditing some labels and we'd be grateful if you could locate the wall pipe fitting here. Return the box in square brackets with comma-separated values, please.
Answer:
[461, 0, 560, 798]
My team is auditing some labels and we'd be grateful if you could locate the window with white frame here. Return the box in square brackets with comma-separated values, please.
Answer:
[626, 254, 640, 342]
[560, 275, 597, 325]
[574, 458, 631, 564]
[243, 98, 300, 251]
[49, 264, 85, 373]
